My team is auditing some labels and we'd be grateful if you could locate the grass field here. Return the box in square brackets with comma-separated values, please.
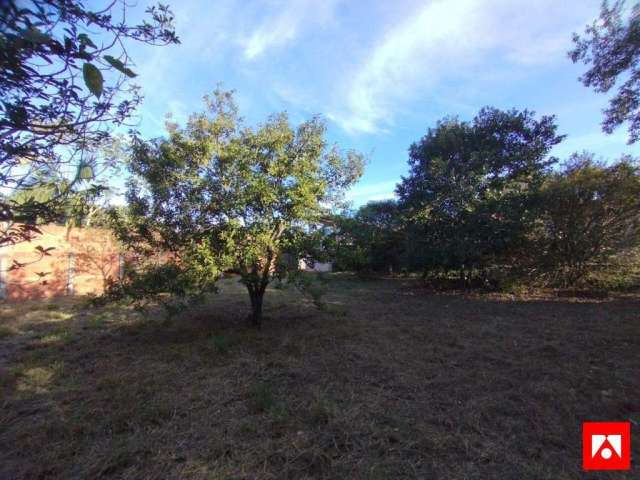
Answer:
[0, 275, 638, 479]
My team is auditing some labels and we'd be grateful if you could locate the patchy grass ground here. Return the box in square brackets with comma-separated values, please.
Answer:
[0, 275, 638, 479]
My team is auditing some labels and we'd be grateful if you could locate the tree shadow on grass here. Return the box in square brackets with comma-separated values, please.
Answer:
[1, 279, 639, 479]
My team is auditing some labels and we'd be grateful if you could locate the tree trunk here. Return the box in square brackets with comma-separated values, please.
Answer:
[244, 246, 275, 328]
[248, 287, 264, 328]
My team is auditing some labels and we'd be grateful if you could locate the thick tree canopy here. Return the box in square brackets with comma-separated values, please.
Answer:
[328, 200, 404, 273]
[396, 107, 564, 277]
[0, 0, 179, 247]
[570, 0, 640, 143]
[538, 153, 640, 285]
[111, 90, 364, 325]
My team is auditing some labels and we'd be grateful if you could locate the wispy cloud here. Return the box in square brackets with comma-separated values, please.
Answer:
[241, 0, 342, 60]
[346, 180, 398, 205]
[121, 0, 624, 207]
[331, 0, 488, 134]
[552, 129, 632, 160]
[130, 0, 237, 135]
[330, 0, 598, 134]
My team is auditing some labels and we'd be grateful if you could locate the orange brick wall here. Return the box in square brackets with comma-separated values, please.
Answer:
[0, 225, 122, 301]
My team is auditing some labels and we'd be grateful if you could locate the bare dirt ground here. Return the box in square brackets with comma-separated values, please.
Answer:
[0, 275, 638, 479]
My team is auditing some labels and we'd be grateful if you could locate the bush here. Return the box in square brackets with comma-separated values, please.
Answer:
[536, 155, 640, 286]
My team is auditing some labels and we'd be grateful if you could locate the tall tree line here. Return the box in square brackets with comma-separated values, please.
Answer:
[330, 107, 640, 289]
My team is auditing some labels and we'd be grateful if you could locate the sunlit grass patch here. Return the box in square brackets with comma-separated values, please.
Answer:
[15, 361, 64, 395]
[21, 309, 74, 325]
[33, 328, 71, 345]
[45, 310, 74, 321]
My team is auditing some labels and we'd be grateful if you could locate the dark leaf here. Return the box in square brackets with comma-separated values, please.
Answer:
[22, 27, 51, 44]
[82, 63, 103, 98]
[8, 106, 28, 126]
[9, 260, 26, 271]
[104, 55, 137, 78]
[35, 245, 55, 256]
[78, 33, 97, 49]
[77, 50, 93, 61]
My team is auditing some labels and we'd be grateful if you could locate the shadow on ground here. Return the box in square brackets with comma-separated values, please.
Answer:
[0, 276, 638, 479]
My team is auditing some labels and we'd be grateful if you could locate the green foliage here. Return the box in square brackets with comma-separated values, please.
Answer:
[109, 89, 363, 326]
[396, 107, 563, 282]
[585, 248, 640, 290]
[328, 107, 639, 293]
[287, 271, 330, 310]
[329, 200, 404, 273]
[536, 153, 640, 285]
[97, 259, 219, 316]
[0, 0, 179, 248]
[570, 1, 640, 143]
[82, 63, 103, 98]
[10, 176, 110, 228]
[103, 56, 137, 78]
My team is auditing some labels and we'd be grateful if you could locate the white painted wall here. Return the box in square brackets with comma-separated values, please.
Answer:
[298, 259, 333, 272]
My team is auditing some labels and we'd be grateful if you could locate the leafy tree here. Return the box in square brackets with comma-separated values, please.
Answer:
[537, 153, 640, 285]
[0, 0, 179, 247]
[12, 179, 116, 229]
[570, 1, 640, 143]
[322, 214, 369, 272]
[329, 200, 404, 273]
[110, 90, 364, 326]
[397, 107, 564, 283]
[356, 200, 404, 273]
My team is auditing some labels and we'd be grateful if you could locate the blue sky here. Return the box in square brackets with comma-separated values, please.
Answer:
[121, 0, 639, 206]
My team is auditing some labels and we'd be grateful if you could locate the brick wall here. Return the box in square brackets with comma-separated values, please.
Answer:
[0, 225, 123, 301]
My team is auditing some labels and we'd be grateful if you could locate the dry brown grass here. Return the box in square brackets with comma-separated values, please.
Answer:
[0, 275, 638, 479]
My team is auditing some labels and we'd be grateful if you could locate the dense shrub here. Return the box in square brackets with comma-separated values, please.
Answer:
[535, 154, 640, 286]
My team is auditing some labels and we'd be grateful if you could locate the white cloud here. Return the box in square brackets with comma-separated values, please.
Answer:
[346, 180, 398, 205]
[166, 100, 189, 125]
[332, 0, 490, 134]
[130, 0, 236, 135]
[128, 0, 602, 146]
[241, 0, 341, 60]
[552, 129, 636, 160]
[330, 0, 600, 134]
